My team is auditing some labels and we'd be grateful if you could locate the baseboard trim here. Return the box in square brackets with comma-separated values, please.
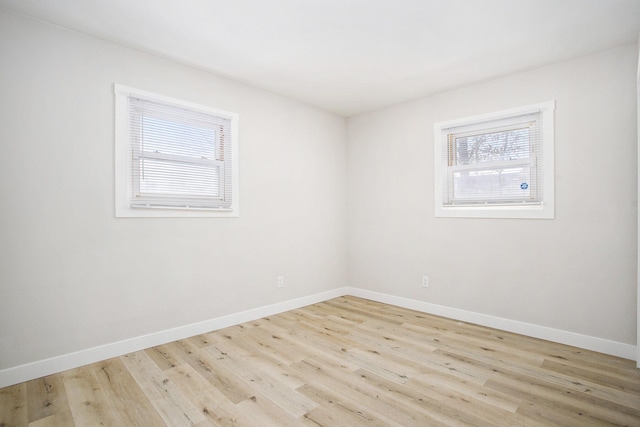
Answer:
[1, 286, 636, 388]
[346, 287, 637, 361]
[0, 287, 349, 388]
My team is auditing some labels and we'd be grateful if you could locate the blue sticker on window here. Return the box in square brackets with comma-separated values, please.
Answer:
[520, 182, 529, 190]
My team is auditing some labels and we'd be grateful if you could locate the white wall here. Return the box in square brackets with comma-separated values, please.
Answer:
[348, 44, 638, 346]
[0, 10, 348, 370]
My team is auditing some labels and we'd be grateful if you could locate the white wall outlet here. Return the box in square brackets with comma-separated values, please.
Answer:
[277, 276, 284, 288]
[422, 275, 429, 288]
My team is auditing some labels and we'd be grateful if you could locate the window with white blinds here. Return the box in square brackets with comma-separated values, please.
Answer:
[434, 101, 554, 219]
[115, 85, 239, 217]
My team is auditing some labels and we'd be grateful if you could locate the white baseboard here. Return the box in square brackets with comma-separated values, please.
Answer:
[1, 286, 636, 388]
[0, 287, 348, 388]
[346, 287, 637, 361]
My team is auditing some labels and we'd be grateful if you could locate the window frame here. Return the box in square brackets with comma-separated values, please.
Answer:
[114, 84, 239, 218]
[434, 101, 555, 219]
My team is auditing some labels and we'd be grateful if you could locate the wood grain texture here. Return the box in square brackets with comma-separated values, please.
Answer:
[1, 296, 638, 426]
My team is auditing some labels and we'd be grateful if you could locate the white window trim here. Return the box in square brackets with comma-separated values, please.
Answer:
[434, 101, 555, 219]
[114, 84, 239, 218]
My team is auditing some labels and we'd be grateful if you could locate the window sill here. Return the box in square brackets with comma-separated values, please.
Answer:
[435, 203, 554, 219]
[116, 204, 239, 218]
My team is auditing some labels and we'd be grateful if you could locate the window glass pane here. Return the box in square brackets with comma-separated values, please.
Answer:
[452, 166, 532, 202]
[455, 127, 530, 165]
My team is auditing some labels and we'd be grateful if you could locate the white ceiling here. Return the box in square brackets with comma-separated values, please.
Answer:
[1, 0, 639, 116]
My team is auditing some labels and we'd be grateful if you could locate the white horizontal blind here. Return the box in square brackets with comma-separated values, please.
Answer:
[128, 96, 233, 210]
[442, 112, 543, 206]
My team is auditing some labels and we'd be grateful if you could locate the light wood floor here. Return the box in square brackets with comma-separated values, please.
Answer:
[1, 296, 639, 426]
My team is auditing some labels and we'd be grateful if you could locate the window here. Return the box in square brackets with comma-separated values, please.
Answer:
[434, 101, 555, 219]
[115, 85, 239, 217]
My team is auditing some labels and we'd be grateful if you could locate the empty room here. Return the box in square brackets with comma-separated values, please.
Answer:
[1, 0, 639, 425]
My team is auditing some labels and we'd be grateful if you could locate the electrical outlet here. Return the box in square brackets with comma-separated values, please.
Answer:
[277, 276, 284, 288]
[422, 275, 429, 288]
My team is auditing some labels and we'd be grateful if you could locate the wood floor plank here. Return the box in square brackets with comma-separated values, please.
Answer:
[0, 383, 27, 426]
[401, 321, 547, 368]
[297, 382, 399, 427]
[485, 372, 640, 426]
[323, 298, 408, 326]
[27, 410, 74, 427]
[1, 296, 639, 426]
[289, 357, 443, 426]
[221, 321, 308, 366]
[62, 365, 123, 426]
[541, 358, 640, 395]
[205, 332, 307, 390]
[120, 351, 207, 426]
[234, 392, 304, 427]
[25, 375, 70, 424]
[165, 339, 255, 405]
[164, 363, 252, 426]
[202, 343, 317, 418]
[258, 315, 363, 372]
[92, 357, 167, 426]
[145, 344, 183, 371]
[448, 345, 640, 410]
[353, 369, 497, 426]
[413, 370, 522, 413]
